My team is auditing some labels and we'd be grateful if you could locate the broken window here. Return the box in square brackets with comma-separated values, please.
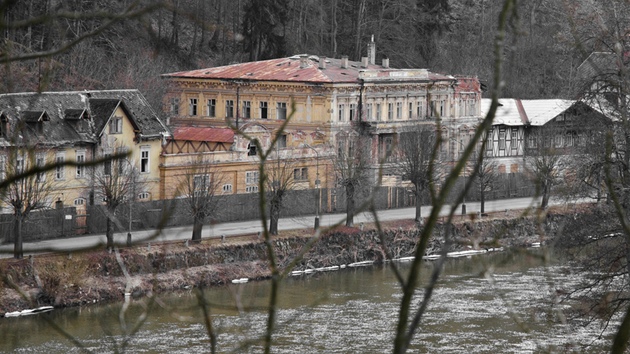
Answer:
[207, 99, 216, 117]
[170, 98, 179, 115]
[260, 101, 268, 119]
[247, 140, 257, 156]
[189, 98, 198, 116]
[276, 102, 287, 120]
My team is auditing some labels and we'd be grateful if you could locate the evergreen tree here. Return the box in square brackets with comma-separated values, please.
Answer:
[242, 0, 290, 61]
[416, 0, 452, 65]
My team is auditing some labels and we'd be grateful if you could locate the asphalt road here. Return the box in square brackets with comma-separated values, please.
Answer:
[0, 196, 580, 258]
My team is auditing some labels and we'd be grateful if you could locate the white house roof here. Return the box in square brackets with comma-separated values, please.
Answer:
[481, 98, 576, 126]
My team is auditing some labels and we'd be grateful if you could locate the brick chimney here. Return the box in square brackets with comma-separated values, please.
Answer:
[382, 57, 389, 68]
[361, 57, 368, 68]
[319, 56, 326, 69]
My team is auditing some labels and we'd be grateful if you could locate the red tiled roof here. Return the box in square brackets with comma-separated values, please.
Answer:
[163, 55, 455, 84]
[171, 126, 234, 143]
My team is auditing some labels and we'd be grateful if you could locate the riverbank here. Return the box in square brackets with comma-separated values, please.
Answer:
[0, 205, 591, 315]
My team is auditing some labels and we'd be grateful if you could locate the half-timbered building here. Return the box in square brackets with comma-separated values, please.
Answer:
[480, 98, 610, 174]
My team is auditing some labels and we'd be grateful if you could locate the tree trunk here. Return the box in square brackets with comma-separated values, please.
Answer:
[414, 188, 422, 224]
[480, 188, 486, 214]
[346, 184, 355, 227]
[269, 200, 280, 235]
[541, 181, 550, 209]
[13, 213, 23, 259]
[106, 213, 114, 251]
[192, 214, 203, 242]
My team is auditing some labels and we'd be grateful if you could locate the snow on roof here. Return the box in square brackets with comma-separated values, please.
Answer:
[481, 98, 575, 126]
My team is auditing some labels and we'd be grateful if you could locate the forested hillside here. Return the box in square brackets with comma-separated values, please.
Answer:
[0, 0, 605, 111]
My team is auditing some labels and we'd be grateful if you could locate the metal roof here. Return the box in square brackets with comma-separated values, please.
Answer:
[171, 126, 234, 143]
[163, 55, 454, 84]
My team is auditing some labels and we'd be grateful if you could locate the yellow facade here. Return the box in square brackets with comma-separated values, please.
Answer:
[161, 55, 482, 194]
[0, 90, 170, 214]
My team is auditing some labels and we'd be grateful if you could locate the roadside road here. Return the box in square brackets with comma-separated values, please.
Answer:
[0, 196, 583, 258]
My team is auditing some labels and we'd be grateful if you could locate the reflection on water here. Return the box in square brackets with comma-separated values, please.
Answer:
[0, 249, 614, 353]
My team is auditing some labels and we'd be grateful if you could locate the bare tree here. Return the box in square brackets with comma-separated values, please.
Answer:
[396, 125, 438, 224]
[564, 3, 630, 351]
[0, 147, 55, 259]
[334, 132, 371, 227]
[176, 159, 223, 242]
[266, 156, 297, 235]
[525, 129, 562, 209]
[474, 156, 499, 214]
[91, 150, 142, 251]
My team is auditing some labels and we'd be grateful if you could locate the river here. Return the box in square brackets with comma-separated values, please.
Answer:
[0, 249, 615, 353]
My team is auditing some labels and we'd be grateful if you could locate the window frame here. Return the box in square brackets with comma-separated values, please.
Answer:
[140, 146, 150, 174]
[189, 97, 198, 116]
[245, 171, 259, 193]
[498, 128, 506, 151]
[243, 100, 251, 119]
[293, 167, 308, 181]
[34, 154, 46, 182]
[55, 152, 65, 180]
[260, 101, 268, 119]
[193, 174, 210, 196]
[75, 150, 85, 179]
[103, 152, 112, 176]
[277, 134, 287, 148]
[225, 100, 234, 118]
[276, 102, 287, 120]
[138, 192, 150, 200]
[170, 97, 179, 115]
[109, 116, 123, 134]
[511, 128, 519, 153]
[207, 99, 216, 117]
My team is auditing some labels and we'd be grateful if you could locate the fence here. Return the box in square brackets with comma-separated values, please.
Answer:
[1, 173, 537, 243]
[1, 207, 77, 244]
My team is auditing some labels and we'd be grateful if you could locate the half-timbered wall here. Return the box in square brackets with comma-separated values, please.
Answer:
[485, 125, 525, 158]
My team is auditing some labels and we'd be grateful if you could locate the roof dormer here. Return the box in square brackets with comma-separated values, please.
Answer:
[22, 110, 50, 123]
[64, 109, 89, 121]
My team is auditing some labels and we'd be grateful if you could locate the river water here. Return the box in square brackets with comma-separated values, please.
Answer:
[0, 250, 615, 353]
